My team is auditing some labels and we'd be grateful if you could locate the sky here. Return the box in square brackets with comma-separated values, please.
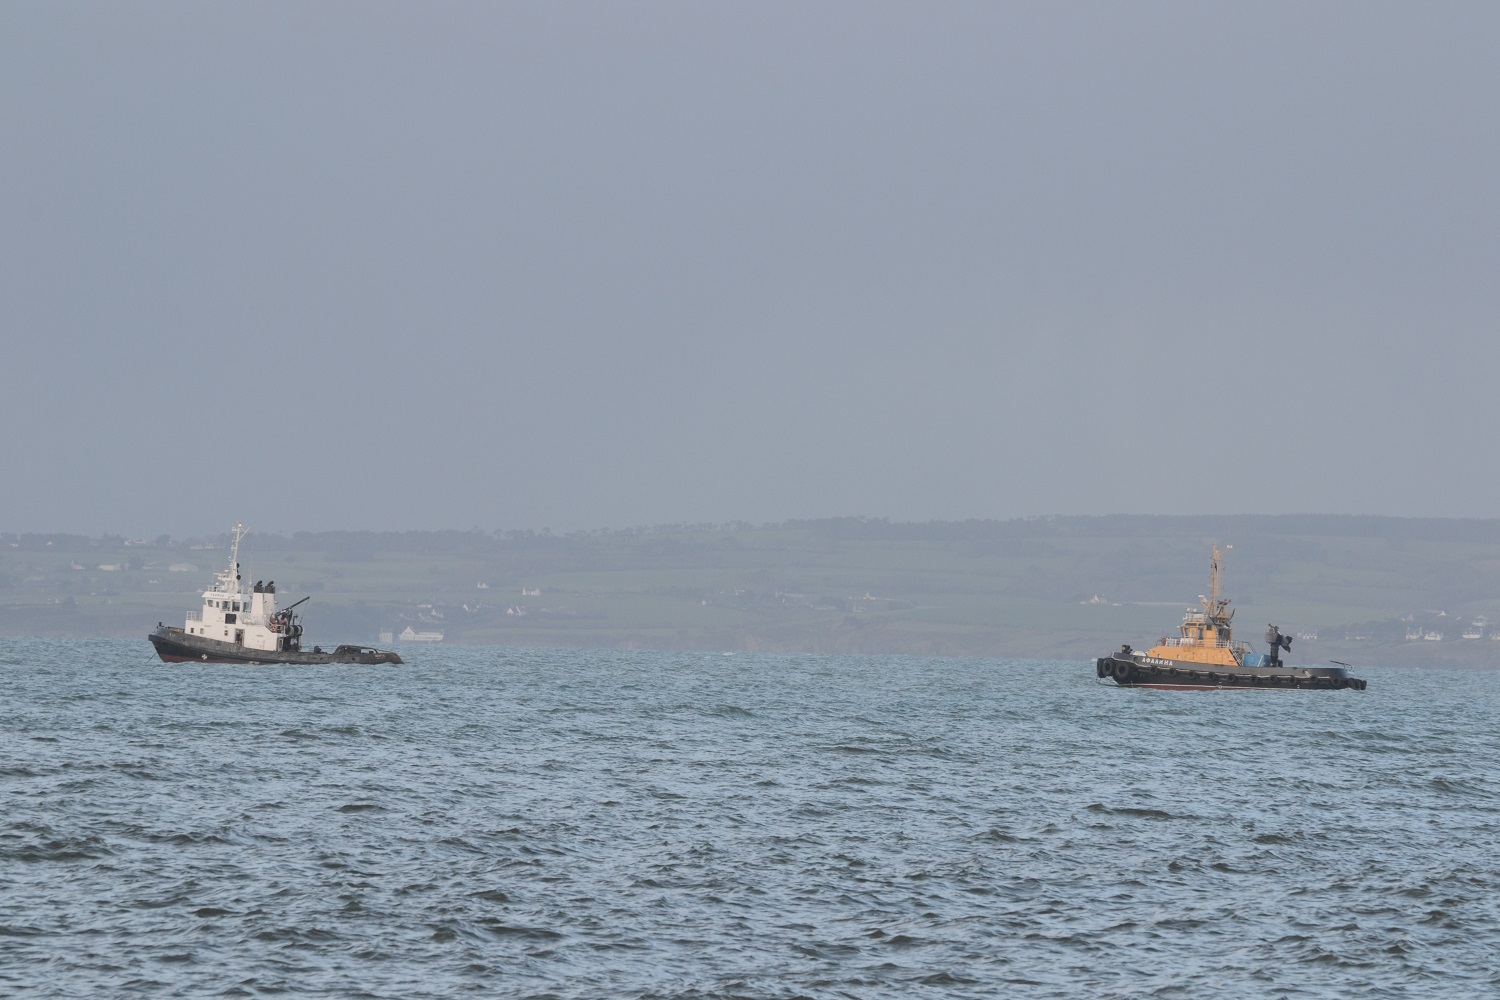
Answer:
[3, 2, 1497, 537]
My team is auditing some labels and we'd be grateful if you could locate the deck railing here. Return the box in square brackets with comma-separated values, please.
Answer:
[1158, 636, 1249, 655]
[1159, 636, 1232, 648]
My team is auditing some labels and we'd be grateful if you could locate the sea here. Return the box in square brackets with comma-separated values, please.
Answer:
[3, 639, 1498, 999]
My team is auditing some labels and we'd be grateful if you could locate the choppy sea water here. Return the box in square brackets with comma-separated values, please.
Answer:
[3, 639, 1498, 999]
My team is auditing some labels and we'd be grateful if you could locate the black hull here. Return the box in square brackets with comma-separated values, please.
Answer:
[149, 627, 402, 665]
[1096, 653, 1366, 691]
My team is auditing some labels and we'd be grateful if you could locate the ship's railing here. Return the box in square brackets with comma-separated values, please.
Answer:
[1158, 635, 1236, 648]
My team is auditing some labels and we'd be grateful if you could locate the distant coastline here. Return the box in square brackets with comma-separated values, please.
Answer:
[5, 514, 1500, 668]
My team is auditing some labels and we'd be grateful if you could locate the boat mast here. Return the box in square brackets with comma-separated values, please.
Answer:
[1209, 544, 1222, 610]
[212, 522, 245, 595]
[1200, 543, 1234, 629]
[229, 522, 244, 576]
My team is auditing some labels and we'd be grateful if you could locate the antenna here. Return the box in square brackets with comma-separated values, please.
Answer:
[229, 522, 244, 576]
[1202, 544, 1232, 619]
[1209, 544, 1221, 608]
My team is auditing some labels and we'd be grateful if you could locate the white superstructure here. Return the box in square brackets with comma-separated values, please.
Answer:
[180, 522, 305, 654]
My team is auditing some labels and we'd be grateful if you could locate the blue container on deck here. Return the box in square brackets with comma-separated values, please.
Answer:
[1241, 653, 1271, 668]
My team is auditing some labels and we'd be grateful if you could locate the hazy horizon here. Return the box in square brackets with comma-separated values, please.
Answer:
[5, 3, 1497, 538]
[12, 511, 1500, 549]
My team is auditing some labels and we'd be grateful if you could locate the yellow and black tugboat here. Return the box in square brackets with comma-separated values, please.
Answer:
[1095, 546, 1366, 691]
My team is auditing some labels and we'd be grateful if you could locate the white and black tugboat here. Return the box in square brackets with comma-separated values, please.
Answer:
[1095, 546, 1365, 691]
[148, 523, 402, 665]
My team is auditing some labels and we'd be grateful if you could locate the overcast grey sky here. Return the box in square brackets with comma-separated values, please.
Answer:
[4, 2, 1497, 537]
